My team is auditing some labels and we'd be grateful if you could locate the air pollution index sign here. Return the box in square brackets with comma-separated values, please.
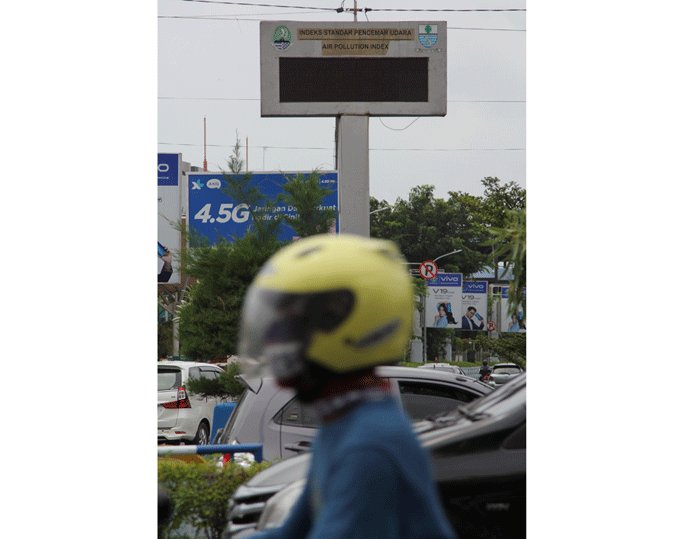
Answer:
[260, 21, 447, 117]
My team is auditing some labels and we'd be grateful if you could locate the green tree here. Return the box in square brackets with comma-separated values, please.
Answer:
[486, 208, 526, 317]
[475, 333, 526, 368]
[177, 232, 282, 360]
[370, 185, 487, 276]
[279, 170, 337, 237]
[478, 176, 527, 229]
[185, 362, 246, 398]
[158, 317, 173, 359]
[219, 139, 285, 245]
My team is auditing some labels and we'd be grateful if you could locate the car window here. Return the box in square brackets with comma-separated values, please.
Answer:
[273, 397, 319, 428]
[158, 368, 182, 390]
[200, 368, 220, 381]
[398, 381, 479, 420]
[493, 366, 521, 375]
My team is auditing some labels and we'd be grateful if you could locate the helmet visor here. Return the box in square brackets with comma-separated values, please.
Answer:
[238, 286, 355, 381]
[238, 287, 310, 381]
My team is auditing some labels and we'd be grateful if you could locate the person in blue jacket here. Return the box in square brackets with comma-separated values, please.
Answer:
[238, 234, 456, 539]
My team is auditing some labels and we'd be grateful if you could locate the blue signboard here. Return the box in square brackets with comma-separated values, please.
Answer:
[158, 153, 181, 283]
[158, 153, 180, 186]
[462, 281, 487, 294]
[188, 171, 338, 244]
[427, 273, 463, 288]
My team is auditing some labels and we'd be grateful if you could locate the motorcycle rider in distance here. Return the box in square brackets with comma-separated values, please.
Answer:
[479, 359, 492, 382]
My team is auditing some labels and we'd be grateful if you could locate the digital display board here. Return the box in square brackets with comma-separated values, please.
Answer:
[260, 21, 447, 117]
[279, 57, 429, 103]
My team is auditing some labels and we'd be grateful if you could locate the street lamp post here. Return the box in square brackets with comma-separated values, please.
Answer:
[433, 249, 462, 263]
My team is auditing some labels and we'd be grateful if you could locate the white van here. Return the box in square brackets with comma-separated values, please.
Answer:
[158, 361, 226, 445]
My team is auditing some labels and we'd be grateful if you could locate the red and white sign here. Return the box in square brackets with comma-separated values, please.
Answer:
[419, 260, 438, 280]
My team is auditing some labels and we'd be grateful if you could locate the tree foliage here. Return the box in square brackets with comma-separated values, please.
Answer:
[370, 185, 487, 276]
[279, 170, 337, 237]
[475, 333, 526, 368]
[370, 178, 525, 278]
[185, 362, 246, 398]
[478, 176, 527, 229]
[486, 208, 526, 317]
[178, 233, 282, 360]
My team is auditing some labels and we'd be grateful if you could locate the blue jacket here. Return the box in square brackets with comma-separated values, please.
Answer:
[251, 396, 456, 539]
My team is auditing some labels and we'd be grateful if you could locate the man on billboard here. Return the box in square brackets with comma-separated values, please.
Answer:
[461, 306, 484, 330]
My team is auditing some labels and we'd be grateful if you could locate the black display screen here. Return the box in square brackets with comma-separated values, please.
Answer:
[279, 57, 429, 103]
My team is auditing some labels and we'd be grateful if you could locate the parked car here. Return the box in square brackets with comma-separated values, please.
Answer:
[489, 362, 524, 388]
[214, 366, 492, 461]
[158, 361, 226, 445]
[224, 373, 526, 539]
[417, 363, 466, 375]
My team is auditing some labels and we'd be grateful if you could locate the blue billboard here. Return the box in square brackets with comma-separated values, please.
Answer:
[188, 171, 338, 244]
[158, 153, 180, 186]
[158, 153, 181, 283]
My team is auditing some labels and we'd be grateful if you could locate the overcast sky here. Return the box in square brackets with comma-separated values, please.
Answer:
[157, 0, 526, 203]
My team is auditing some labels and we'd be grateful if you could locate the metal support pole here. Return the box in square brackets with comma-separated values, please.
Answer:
[337, 115, 370, 237]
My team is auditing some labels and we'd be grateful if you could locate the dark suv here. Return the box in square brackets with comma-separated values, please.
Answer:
[224, 373, 526, 539]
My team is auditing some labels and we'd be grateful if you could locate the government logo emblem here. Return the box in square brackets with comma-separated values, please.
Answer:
[273, 26, 292, 50]
[418, 24, 438, 48]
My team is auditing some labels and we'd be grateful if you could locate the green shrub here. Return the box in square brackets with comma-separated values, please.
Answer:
[158, 456, 270, 539]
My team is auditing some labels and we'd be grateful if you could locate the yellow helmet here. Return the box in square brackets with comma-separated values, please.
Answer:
[238, 234, 413, 392]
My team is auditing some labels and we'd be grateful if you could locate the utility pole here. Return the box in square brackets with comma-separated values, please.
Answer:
[203, 117, 208, 171]
[349, 0, 359, 21]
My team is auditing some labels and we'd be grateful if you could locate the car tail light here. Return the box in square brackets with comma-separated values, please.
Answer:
[162, 387, 191, 409]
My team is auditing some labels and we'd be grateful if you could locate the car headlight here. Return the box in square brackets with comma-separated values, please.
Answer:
[257, 479, 306, 530]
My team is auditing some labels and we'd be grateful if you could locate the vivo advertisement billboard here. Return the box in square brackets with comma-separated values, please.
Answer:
[500, 286, 526, 333]
[188, 171, 338, 245]
[426, 273, 463, 328]
[461, 281, 488, 331]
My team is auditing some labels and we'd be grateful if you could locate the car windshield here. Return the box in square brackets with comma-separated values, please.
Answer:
[419, 374, 526, 428]
[158, 368, 181, 390]
[465, 373, 525, 414]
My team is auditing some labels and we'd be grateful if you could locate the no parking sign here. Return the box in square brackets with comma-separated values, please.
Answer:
[419, 260, 438, 280]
